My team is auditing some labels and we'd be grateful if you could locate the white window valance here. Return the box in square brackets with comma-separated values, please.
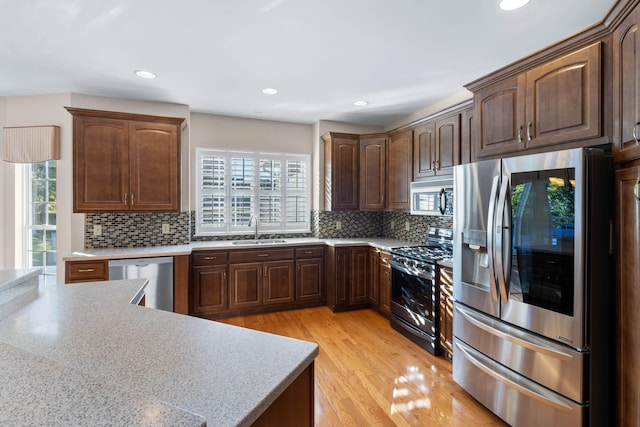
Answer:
[3, 126, 61, 163]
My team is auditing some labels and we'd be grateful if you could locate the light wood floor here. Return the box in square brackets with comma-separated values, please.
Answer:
[219, 306, 508, 426]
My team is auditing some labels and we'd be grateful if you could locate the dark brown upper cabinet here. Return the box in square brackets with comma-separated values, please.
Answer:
[387, 129, 413, 211]
[471, 42, 602, 160]
[413, 113, 460, 178]
[359, 134, 387, 211]
[614, 5, 640, 163]
[66, 108, 183, 213]
[322, 132, 359, 211]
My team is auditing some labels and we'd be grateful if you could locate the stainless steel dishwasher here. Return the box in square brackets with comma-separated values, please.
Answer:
[108, 257, 173, 312]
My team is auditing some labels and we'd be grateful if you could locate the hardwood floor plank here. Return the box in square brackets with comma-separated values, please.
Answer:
[219, 307, 507, 426]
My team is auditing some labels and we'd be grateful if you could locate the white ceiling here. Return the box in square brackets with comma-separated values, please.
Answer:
[0, 0, 616, 127]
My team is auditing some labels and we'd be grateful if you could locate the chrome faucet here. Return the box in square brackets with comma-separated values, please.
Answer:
[248, 215, 259, 240]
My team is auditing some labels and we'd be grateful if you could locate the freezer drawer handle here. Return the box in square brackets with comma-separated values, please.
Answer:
[454, 340, 574, 413]
[455, 304, 573, 361]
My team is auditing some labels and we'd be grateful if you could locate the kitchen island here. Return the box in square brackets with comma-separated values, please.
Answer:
[0, 275, 318, 426]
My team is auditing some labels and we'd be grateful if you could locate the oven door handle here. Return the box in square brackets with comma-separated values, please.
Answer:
[391, 263, 433, 280]
[486, 175, 500, 302]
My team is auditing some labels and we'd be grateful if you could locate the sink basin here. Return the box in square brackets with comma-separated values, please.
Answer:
[231, 239, 287, 245]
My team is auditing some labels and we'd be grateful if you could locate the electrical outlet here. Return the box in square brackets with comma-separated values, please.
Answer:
[404, 221, 410, 231]
[335, 220, 342, 230]
[93, 225, 102, 236]
[390, 220, 395, 230]
[162, 223, 170, 234]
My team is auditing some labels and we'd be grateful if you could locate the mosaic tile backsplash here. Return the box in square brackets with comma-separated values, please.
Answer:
[84, 210, 452, 248]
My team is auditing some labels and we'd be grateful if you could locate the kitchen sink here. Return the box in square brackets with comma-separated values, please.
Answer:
[231, 239, 287, 245]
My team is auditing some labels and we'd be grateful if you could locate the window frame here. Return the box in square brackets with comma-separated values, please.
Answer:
[196, 149, 311, 236]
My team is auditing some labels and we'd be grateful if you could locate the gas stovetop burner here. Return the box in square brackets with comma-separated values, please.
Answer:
[391, 226, 454, 263]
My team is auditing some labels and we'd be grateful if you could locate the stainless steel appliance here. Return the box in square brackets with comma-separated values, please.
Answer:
[108, 257, 174, 312]
[452, 147, 613, 426]
[410, 177, 453, 216]
[390, 227, 453, 355]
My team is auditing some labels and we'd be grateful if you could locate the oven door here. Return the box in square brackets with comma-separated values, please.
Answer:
[390, 262, 436, 336]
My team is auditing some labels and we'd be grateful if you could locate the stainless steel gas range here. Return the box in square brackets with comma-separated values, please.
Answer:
[390, 227, 453, 355]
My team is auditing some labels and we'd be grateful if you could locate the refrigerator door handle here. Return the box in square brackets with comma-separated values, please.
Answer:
[454, 339, 575, 413]
[495, 174, 510, 304]
[486, 175, 501, 302]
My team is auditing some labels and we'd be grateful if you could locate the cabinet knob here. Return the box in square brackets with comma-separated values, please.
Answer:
[634, 177, 640, 201]
[633, 122, 640, 146]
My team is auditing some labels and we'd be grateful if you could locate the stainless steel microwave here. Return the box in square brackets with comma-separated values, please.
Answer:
[410, 177, 453, 216]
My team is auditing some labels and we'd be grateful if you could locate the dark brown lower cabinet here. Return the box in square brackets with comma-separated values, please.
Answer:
[326, 246, 369, 311]
[296, 258, 325, 303]
[263, 261, 295, 305]
[438, 265, 454, 359]
[369, 248, 391, 317]
[192, 264, 227, 316]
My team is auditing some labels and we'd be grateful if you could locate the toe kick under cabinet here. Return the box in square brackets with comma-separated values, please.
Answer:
[190, 246, 325, 319]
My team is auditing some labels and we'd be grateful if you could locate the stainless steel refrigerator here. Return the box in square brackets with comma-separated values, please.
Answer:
[452, 147, 613, 426]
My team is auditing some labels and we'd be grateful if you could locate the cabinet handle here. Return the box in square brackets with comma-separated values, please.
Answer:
[131, 194, 135, 206]
[258, 254, 269, 258]
[304, 251, 313, 255]
[203, 256, 216, 260]
[527, 122, 533, 141]
[124, 193, 128, 206]
[432, 160, 436, 170]
[78, 268, 95, 273]
[634, 177, 640, 201]
[632, 122, 640, 146]
[223, 271, 226, 281]
[518, 125, 523, 143]
[435, 159, 440, 170]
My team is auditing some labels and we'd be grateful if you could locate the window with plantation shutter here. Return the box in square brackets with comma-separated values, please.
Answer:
[196, 149, 310, 236]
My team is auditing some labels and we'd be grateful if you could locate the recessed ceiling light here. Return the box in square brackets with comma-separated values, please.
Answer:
[262, 88, 278, 95]
[353, 100, 369, 106]
[499, 0, 530, 10]
[134, 70, 157, 79]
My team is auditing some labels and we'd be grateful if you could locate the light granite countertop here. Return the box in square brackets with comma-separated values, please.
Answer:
[0, 278, 319, 426]
[64, 237, 417, 261]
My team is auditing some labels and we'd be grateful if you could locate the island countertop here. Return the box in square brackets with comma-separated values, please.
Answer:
[0, 279, 319, 426]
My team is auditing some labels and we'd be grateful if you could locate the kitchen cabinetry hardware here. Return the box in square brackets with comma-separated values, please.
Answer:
[258, 253, 269, 257]
[633, 122, 640, 146]
[77, 268, 95, 273]
[527, 122, 533, 141]
[518, 125, 523, 143]
[634, 177, 640, 201]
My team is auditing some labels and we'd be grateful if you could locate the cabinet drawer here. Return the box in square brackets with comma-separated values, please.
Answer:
[295, 246, 325, 259]
[229, 248, 295, 263]
[65, 260, 108, 283]
[192, 251, 228, 266]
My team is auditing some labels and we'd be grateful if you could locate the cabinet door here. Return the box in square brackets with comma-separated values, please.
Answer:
[350, 247, 369, 304]
[73, 116, 129, 212]
[192, 265, 227, 315]
[129, 121, 180, 211]
[324, 134, 359, 210]
[435, 113, 460, 175]
[388, 129, 413, 210]
[368, 248, 380, 306]
[379, 263, 391, 316]
[334, 248, 350, 306]
[359, 136, 387, 210]
[460, 106, 474, 165]
[413, 122, 436, 178]
[526, 42, 601, 149]
[438, 266, 454, 358]
[229, 262, 262, 309]
[378, 251, 391, 316]
[473, 74, 526, 160]
[263, 260, 295, 305]
[296, 258, 325, 303]
[614, 8, 640, 162]
[616, 165, 640, 427]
